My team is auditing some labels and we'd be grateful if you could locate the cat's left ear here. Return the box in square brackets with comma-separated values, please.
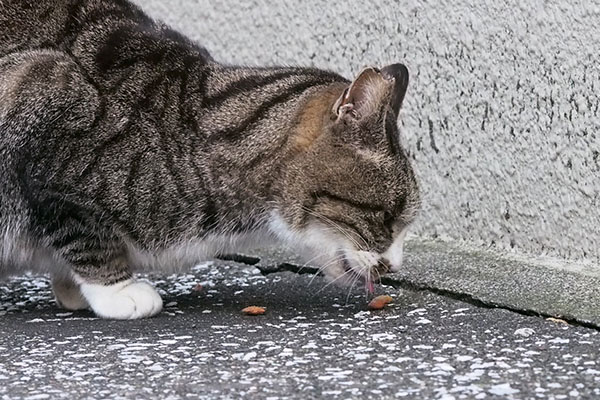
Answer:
[333, 63, 409, 121]
[381, 63, 409, 116]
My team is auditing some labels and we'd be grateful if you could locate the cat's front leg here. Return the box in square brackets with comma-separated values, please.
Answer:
[60, 244, 163, 319]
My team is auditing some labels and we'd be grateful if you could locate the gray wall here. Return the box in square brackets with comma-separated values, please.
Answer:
[134, 0, 600, 265]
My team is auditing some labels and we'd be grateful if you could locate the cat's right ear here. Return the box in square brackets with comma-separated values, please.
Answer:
[332, 67, 387, 121]
[333, 66, 409, 122]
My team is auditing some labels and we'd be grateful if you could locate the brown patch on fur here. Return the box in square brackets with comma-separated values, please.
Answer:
[292, 83, 346, 151]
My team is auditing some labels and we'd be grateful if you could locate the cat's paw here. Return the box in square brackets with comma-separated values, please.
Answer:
[80, 280, 163, 319]
[52, 275, 89, 311]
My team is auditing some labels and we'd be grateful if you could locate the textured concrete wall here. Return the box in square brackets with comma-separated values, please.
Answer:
[134, 0, 600, 265]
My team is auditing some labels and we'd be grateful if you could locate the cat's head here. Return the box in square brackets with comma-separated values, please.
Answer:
[271, 64, 420, 289]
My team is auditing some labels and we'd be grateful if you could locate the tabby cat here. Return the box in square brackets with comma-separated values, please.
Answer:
[0, 0, 420, 319]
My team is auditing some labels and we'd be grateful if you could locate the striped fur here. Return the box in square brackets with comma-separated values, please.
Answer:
[0, 0, 420, 314]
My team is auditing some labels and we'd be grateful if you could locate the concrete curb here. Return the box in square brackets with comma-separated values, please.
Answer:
[390, 240, 600, 328]
[235, 239, 600, 328]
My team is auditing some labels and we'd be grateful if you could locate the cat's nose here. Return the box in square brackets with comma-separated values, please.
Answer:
[383, 249, 404, 273]
[382, 227, 407, 272]
[388, 256, 403, 273]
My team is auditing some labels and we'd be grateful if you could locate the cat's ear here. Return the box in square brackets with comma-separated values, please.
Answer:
[333, 64, 409, 121]
[381, 63, 409, 116]
[333, 67, 386, 121]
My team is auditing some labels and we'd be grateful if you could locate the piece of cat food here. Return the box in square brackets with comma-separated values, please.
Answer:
[368, 295, 394, 310]
[241, 306, 266, 315]
[192, 283, 203, 292]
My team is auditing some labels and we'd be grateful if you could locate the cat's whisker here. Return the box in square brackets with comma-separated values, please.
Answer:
[300, 206, 367, 251]
[376, 265, 383, 282]
[361, 263, 372, 298]
[308, 257, 344, 287]
[321, 220, 367, 252]
[316, 226, 364, 252]
[295, 252, 330, 274]
[315, 265, 357, 295]
[307, 255, 345, 287]
[372, 266, 382, 294]
[345, 271, 363, 305]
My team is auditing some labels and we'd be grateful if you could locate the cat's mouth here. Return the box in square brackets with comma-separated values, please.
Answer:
[338, 254, 391, 293]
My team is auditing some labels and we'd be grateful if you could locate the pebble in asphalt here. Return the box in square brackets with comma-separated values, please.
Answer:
[1, 260, 599, 399]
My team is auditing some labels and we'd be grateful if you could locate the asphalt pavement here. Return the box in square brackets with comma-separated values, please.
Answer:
[1, 254, 599, 400]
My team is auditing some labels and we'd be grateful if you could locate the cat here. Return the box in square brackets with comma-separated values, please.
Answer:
[0, 0, 420, 319]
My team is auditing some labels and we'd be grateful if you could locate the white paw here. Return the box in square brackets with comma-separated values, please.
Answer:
[52, 276, 89, 311]
[80, 279, 163, 320]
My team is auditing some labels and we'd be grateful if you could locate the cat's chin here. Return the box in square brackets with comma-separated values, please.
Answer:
[267, 210, 387, 290]
[321, 261, 372, 291]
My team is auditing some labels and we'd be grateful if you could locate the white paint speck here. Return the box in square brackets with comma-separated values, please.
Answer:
[514, 328, 535, 337]
[488, 383, 519, 395]
[55, 312, 73, 317]
[415, 318, 432, 325]
[455, 355, 474, 362]
[549, 337, 570, 344]
[24, 394, 50, 400]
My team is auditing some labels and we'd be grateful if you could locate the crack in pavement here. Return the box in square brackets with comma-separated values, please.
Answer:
[219, 253, 600, 332]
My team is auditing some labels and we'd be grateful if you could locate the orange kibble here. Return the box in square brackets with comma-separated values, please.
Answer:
[192, 284, 203, 292]
[368, 295, 394, 310]
[241, 306, 266, 315]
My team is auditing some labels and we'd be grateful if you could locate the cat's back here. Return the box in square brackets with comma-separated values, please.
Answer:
[0, 0, 204, 61]
[0, 0, 101, 56]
